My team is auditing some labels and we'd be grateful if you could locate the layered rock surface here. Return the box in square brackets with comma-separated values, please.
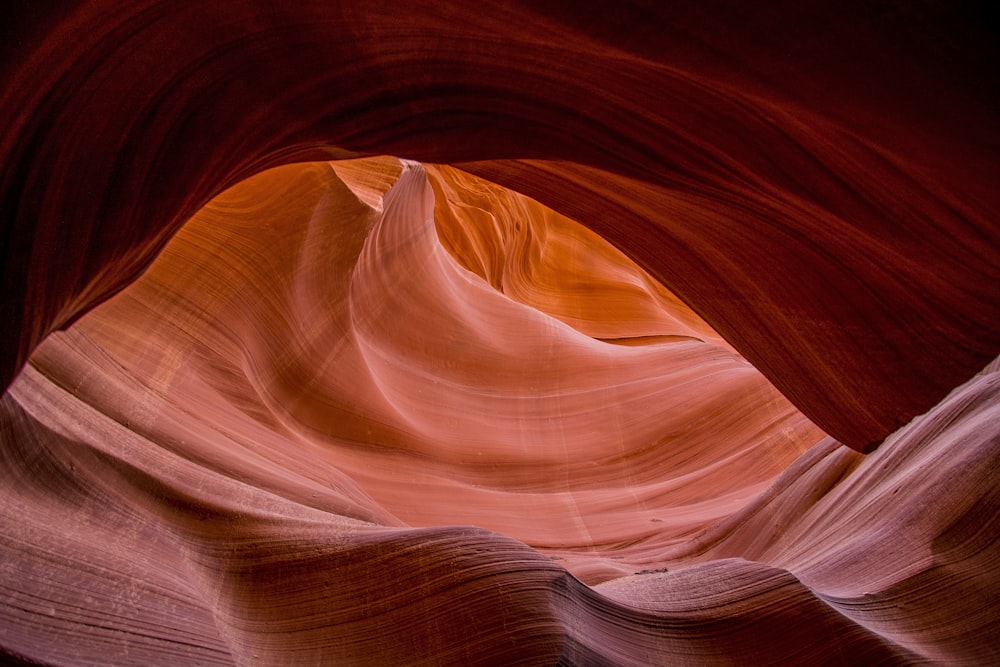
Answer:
[1, 2, 998, 665]
[2, 1, 998, 449]
[3, 157, 998, 665]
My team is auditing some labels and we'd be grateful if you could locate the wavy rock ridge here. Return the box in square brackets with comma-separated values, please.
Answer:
[1, 2, 998, 665]
[3, 157, 998, 665]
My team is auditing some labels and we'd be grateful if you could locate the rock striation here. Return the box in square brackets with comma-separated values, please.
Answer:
[1, 2, 997, 665]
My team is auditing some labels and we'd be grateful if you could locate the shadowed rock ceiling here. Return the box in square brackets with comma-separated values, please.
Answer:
[1, 1, 997, 665]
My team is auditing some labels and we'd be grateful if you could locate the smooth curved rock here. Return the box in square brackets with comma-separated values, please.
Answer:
[2, 156, 999, 665]
[19, 158, 822, 573]
[1, 2, 998, 665]
[2, 1, 997, 448]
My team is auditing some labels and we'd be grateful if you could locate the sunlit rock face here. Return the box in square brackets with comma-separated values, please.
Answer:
[16, 158, 824, 576]
[1, 2, 998, 665]
[3, 160, 998, 667]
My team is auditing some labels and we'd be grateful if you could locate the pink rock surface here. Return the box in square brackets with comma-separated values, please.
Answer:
[1, 2, 998, 665]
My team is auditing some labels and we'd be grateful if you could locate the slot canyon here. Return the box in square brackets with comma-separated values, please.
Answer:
[1, 2, 997, 665]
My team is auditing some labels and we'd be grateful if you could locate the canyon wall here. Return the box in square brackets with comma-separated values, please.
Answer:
[1, 2, 997, 665]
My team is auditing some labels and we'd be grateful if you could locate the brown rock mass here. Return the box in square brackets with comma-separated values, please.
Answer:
[1, 2, 997, 665]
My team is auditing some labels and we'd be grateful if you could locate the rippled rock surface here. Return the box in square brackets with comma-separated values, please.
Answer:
[1, 2, 997, 665]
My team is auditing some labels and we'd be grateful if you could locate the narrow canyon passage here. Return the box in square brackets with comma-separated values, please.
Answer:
[1, 2, 997, 665]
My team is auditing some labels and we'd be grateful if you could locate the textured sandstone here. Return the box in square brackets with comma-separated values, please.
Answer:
[2, 1, 997, 448]
[1, 2, 998, 665]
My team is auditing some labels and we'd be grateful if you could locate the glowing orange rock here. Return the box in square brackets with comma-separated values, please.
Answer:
[1, 2, 998, 665]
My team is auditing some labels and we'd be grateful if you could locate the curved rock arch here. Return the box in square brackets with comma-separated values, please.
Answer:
[2, 4, 1000, 665]
[3, 1, 998, 450]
